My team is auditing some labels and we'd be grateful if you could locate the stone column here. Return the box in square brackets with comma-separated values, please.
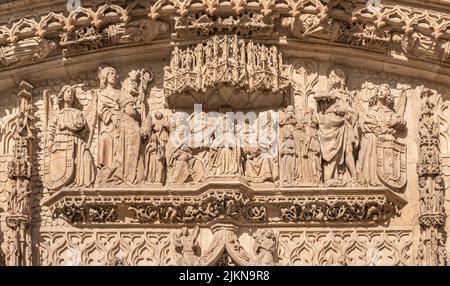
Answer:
[417, 88, 447, 266]
[4, 81, 34, 266]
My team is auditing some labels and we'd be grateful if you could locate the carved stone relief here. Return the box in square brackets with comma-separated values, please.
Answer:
[278, 229, 413, 266]
[0, 0, 449, 267]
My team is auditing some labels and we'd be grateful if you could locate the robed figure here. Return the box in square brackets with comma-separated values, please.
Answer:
[357, 84, 407, 188]
[109, 95, 146, 185]
[315, 67, 359, 184]
[44, 85, 96, 189]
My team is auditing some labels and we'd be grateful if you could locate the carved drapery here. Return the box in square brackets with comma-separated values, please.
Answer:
[0, 0, 449, 268]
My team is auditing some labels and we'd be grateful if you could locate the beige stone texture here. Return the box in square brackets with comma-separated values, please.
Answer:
[0, 0, 449, 266]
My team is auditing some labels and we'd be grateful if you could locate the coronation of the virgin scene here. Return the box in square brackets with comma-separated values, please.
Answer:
[0, 0, 449, 267]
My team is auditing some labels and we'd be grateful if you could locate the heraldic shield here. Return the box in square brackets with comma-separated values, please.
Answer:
[376, 137, 407, 190]
[43, 139, 75, 190]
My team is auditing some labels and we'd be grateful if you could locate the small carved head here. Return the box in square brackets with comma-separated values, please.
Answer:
[371, 84, 395, 109]
[154, 111, 164, 120]
[98, 66, 119, 89]
[328, 66, 347, 90]
[57, 85, 77, 109]
[284, 105, 295, 117]
[418, 176, 428, 188]
[283, 130, 294, 140]
[118, 95, 136, 116]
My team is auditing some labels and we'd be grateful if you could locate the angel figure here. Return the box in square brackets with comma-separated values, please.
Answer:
[357, 84, 407, 187]
[172, 226, 201, 266]
[44, 85, 96, 190]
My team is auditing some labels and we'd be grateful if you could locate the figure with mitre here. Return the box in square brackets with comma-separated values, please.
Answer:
[109, 94, 146, 185]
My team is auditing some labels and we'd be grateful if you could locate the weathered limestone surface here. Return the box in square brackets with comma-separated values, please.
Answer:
[0, 0, 449, 266]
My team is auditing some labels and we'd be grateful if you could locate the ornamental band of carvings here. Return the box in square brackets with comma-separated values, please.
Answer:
[45, 187, 404, 226]
[1, 1, 450, 68]
[417, 89, 447, 266]
[37, 228, 412, 266]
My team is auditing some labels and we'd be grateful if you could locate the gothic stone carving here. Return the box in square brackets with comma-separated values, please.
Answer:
[171, 226, 201, 266]
[417, 88, 447, 266]
[163, 35, 290, 109]
[60, 19, 169, 57]
[37, 228, 413, 266]
[278, 229, 413, 266]
[0, 37, 57, 68]
[43, 85, 96, 190]
[0, 0, 449, 70]
[44, 186, 404, 227]
[253, 229, 277, 266]
[4, 81, 34, 266]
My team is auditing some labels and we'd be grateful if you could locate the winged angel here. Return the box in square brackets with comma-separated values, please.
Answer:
[355, 84, 408, 188]
[43, 84, 97, 190]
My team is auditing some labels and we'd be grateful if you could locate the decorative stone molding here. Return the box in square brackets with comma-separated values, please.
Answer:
[37, 227, 413, 266]
[417, 88, 447, 266]
[0, 1, 450, 69]
[4, 81, 34, 266]
[42, 182, 406, 227]
[278, 229, 413, 266]
[1, 0, 449, 268]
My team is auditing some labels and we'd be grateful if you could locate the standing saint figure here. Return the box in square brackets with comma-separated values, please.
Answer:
[7, 179, 30, 216]
[144, 132, 165, 184]
[280, 130, 297, 186]
[357, 84, 406, 186]
[315, 67, 359, 185]
[208, 111, 243, 177]
[45, 85, 96, 188]
[301, 111, 322, 184]
[109, 95, 146, 185]
[143, 111, 168, 184]
[97, 66, 121, 169]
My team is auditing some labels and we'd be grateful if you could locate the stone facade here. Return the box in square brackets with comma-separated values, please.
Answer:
[0, 0, 449, 266]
